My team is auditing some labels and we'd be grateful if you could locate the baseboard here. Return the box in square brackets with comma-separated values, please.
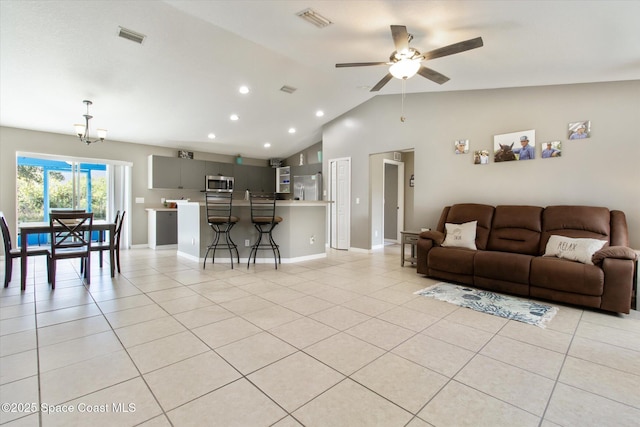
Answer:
[178, 252, 327, 264]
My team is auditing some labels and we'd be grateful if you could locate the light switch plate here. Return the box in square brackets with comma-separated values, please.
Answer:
[135, 197, 144, 204]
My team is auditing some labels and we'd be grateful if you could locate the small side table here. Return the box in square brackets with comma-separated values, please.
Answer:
[633, 250, 639, 311]
[400, 231, 420, 267]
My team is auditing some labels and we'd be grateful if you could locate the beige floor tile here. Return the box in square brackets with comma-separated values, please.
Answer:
[0, 302, 35, 320]
[352, 352, 448, 414]
[499, 320, 573, 353]
[248, 351, 344, 411]
[41, 377, 162, 427]
[133, 278, 183, 293]
[0, 315, 35, 336]
[559, 356, 640, 408]
[405, 417, 433, 427]
[544, 304, 582, 334]
[454, 354, 554, 416]
[115, 316, 186, 347]
[219, 295, 275, 315]
[581, 310, 640, 334]
[36, 315, 110, 347]
[216, 331, 297, 374]
[172, 304, 234, 329]
[444, 306, 508, 334]
[0, 329, 36, 357]
[137, 415, 173, 427]
[0, 376, 39, 424]
[144, 351, 240, 411]
[167, 378, 287, 427]
[375, 306, 439, 332]
[293, 378, 413, 427]
[259, 287, 306, 304]
[369, 287, 417, 305]
[127, 331, 209, 374]
[423, 318, 495, 352]
[392, 333, 474, 377]
[279, 295, 335, 316]
[39, 350, 139, 405]
[481, 334, 565, 379]
[269, 317, 339, 349]
[192, 316, 261, 348]
[418, 381, 540, 427]
[38, 330, 123, 372]
[147, 286, 197, 303]
[402, 294, 459, 318]
[575, 320, 640, 352]
[568, 335, 640, 375]
[201, 286, 252, 303]
[35, 293, 95, 313]
[88, 284, 143, 302]
[305, 332, 385, 375]
[237, 280, 284, 295]
[35, 303, 101, 328]
[0, 349, 37, 385]
[341, 295, 397, 316]
[345, 317, 415, 350]
[271, 416, 303, 427]
[241, 304, 301, 330]
[309, 305, 370, 330]
[545, 382, 640, 427]
[104, 303, 169, 329]
[95, 294, 155, 314]
[155, 294, 214, 314]
[313, 287, 360, 304]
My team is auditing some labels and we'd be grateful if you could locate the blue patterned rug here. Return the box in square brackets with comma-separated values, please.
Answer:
[414, 283, 558, 328]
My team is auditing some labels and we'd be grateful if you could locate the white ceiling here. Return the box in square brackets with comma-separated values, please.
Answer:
[2, 1, 639, 160]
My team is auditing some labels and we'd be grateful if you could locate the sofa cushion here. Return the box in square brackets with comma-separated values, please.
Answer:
[442, 221, 477, 250]
[428, 247, 476, 275]
[443, 204, 494, 250]
[530, 256, 604, 296]
[540, 206, 611, 253]
[474, 251, 533, 284]
[543, 235, 607, 265]
[487, 205, 542, 255]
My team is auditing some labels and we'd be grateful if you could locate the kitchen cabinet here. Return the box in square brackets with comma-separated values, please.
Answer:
[234, 164, 275, 194]
[276, 166, 291, 193]
[147, 209, 177, 248]
[147, 155, 205, 190]
[205, 161, 234, 178]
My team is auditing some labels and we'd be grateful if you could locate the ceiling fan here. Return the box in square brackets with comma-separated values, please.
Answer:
[336, 25, 483, 92]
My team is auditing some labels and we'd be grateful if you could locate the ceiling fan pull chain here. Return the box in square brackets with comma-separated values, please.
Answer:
[400, 78, 406, 122]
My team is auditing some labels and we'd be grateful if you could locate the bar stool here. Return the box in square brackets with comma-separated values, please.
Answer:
[203, 192, 239, 269]
[247, 192, 282, 269]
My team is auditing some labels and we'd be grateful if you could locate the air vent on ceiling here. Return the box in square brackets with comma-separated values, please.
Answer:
[280, 85, 297, 94]
[296, 8, 333, 28]
[118, 26, 146, 44]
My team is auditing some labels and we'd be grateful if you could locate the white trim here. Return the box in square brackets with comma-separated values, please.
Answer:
[178, 253, 328, 264]
[17, 151, 133, 167]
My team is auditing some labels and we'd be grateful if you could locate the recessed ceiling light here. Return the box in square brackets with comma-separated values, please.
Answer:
[288, 128, 296, 134]
[316, 110, 324, 117]
[230, 114, 239, 121]
[208, 133, 216, 139]
[264, 143, 271, 148]
[239, 86, 249, 94]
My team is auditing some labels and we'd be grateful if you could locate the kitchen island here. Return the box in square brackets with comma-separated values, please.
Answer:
[177, 200, 329, 264]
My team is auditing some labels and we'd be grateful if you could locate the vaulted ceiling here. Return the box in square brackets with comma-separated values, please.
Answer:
[1, 1, 639, 159]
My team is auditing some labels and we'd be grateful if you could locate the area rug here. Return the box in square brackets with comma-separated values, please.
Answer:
[414, 283, 558, 328]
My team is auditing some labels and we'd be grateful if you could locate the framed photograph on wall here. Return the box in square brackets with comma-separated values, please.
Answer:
[494, 129, 536, 162]
[542, 140, 562, 158]
[455, 139, 469, 154]
[474, 150, 489, 165]
[568, 120, 590, 139]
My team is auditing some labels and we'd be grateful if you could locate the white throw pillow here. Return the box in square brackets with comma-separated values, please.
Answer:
[441, 221, 477, 250]
[543, 235, 607, 265]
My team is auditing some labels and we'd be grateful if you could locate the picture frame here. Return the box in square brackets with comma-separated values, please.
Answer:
[455, 139, 469, 154]
[493, 129, 536, 162]
[568, 120, 590, 139]
[541, 140, 562, 158]
[474, 150, 490, 165]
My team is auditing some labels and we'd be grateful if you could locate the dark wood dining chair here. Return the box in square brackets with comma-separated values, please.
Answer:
[88, 210, 126, 273]
[1, 211, 49, 288]
[48, 212, 93, 289]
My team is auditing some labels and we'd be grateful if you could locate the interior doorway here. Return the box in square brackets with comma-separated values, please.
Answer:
[383, 159, 404, 243]
[329, 157, 350, 250]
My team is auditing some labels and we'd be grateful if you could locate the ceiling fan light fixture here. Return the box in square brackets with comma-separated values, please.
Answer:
[389, 59, 420, 80]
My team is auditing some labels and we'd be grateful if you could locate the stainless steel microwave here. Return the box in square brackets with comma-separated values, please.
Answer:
[205, 175, 234, 192]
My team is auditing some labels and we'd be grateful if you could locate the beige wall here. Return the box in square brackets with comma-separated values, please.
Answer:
[0, 126, 267, 250]
[323, 80, 640, 249]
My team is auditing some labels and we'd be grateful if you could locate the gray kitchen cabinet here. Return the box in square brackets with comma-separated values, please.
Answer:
[148, 155, 205, 189]
[205, 161, 234, 178]
[147, 209, 177, 248]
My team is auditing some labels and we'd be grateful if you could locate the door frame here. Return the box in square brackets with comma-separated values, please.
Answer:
[382, 159, 404, 243]
[329, 157, 351, 250]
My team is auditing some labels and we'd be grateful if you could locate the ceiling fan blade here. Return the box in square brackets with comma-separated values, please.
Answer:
[371, 73, 393, 92]
[421, 37, 484, 61]
[336, 62, 388, 68]
[417, 66, 450, 85]
[390, 25, 409, 52]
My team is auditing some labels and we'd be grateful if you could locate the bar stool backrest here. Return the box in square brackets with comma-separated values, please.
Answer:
[205, 192, 234, 224]
[249, 192, 277, 224]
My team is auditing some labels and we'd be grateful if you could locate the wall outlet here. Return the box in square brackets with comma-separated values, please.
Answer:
[135, 197, 144, 204]
[310, 235, 315, 245]
[374, 230, 378, 237]
[356, 197, 360, 204]
[244, 239, 251, 247]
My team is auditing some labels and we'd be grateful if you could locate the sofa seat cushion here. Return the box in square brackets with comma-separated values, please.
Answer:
[530, 256, 604, 296]
[474, 251, 532, 284]
[428, 247, 476, 275]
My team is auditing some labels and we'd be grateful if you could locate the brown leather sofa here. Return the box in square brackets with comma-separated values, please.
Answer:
[417, 204, 637, 314]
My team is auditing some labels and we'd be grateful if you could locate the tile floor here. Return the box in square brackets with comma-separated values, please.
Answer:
[1, 246, 639, 426]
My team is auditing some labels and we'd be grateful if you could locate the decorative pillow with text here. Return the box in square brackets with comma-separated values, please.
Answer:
[543, 235, 607, 265]
[441, 221, 477, 250]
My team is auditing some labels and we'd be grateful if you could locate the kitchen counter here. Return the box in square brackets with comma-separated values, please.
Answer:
[176, 201, 328, 264]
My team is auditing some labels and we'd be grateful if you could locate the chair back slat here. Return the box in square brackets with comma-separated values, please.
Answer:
[0, 212, 14, 253]
[50, 212, 93, 255]
[205, 192, 234, 223]
[249, 192, 277, 223]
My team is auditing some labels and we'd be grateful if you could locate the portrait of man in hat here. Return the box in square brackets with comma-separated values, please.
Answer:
[568, 120, 590, 139]
[493, 129, 536, 162]
[512, 135, 535, 160]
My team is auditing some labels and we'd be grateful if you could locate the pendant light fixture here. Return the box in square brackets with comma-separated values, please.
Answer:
[74, 100, 107, 145]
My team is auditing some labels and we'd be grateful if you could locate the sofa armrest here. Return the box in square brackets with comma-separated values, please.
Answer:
[419, 230, 445, 246]
[592, 246, 638, 265]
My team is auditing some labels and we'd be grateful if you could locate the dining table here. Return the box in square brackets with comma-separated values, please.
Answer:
[18, 220, 116, 290]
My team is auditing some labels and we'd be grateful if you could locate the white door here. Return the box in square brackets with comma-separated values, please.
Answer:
[383, 159, 404, 243]
[330, 158, 350, 250]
